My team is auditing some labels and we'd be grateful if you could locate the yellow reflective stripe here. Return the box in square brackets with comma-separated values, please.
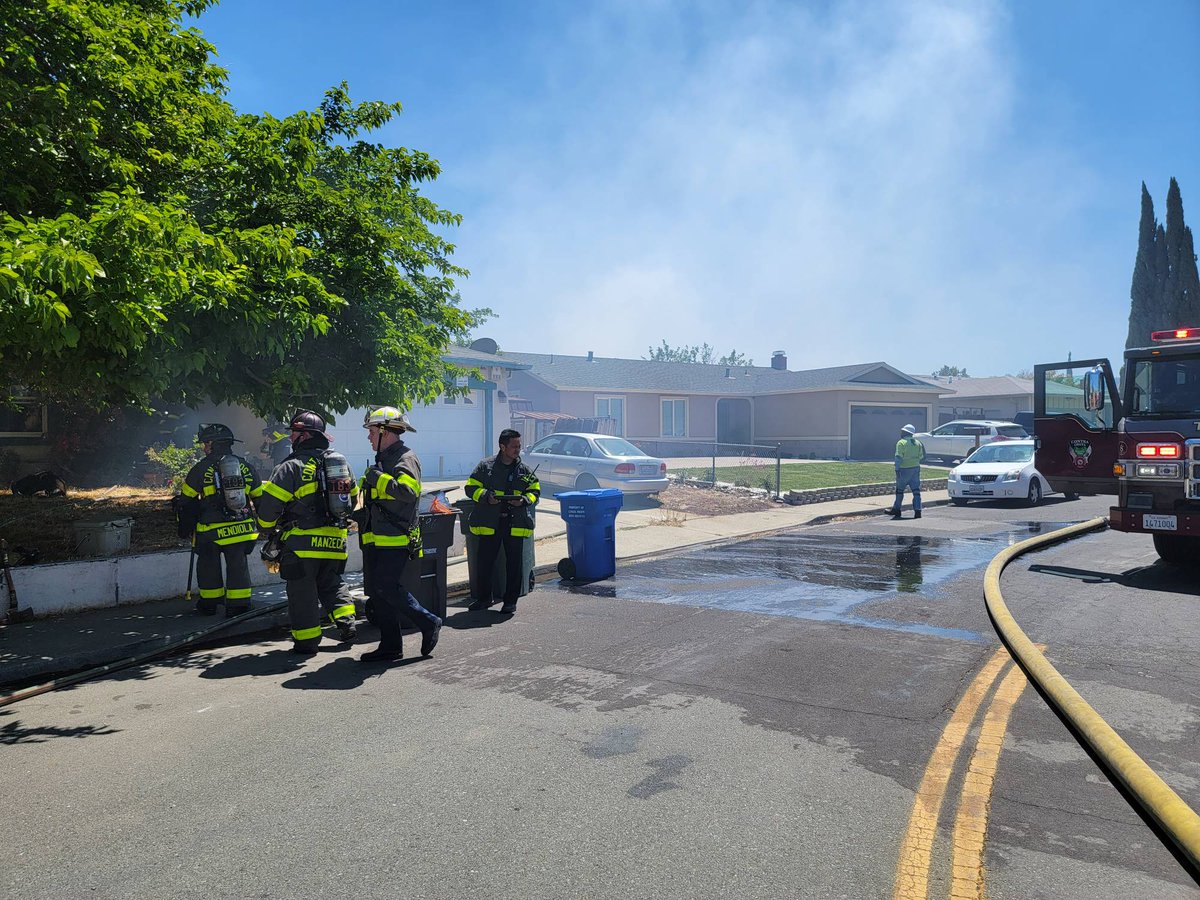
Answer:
[361, 533, 411, 546]
[511, 528, 533, 537]
[199, 587, 225, 599]
[201, 486, 218, 498]
[285, 526, 346, 538]
[294, 550, 347, 559]
[292, 626, 322, 641]
[180, 482, 200, 498]
[470, 525, 495, 535]
[329, 604, 355, 621]
[248, 484, 263, 498]
[195, 519, 254, 533]
[294, 481, 320, 499]
[257, 517, 278, 529]
[373, 472, 394, 498]
[466, 478, 485, 501]
[214, 531, 258, 546]
[397, 472, 420, 494]
[261, 481, 293, 502]
[523, 493, 537, 504]
[226, 588, 252, 600]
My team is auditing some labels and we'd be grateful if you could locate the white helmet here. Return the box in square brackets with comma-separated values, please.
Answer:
[363, 406, 417, 433]
[901, 424, 917, 435]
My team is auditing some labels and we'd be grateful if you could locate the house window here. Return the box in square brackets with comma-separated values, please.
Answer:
[595, 396, 625, 436]
[0, 399, 46, 437]
[661, 398, 687, 437]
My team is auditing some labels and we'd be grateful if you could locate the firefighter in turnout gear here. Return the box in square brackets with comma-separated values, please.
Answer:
[178, 424, 263, 617]
[465, 429, 540, 615]
[254, 410, 359, 653]
[357, 407, 442, 663]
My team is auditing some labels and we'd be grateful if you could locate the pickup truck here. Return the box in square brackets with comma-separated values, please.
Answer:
[915, 420, 1028, 464]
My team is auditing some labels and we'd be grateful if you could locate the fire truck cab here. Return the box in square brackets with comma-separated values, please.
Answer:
[1033, 327, 1200, 565]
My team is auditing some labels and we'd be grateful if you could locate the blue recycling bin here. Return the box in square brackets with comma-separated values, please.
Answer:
[556, 488, 624, 580]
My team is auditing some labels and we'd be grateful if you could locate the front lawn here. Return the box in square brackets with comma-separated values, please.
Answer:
[671, 461, 949, 493]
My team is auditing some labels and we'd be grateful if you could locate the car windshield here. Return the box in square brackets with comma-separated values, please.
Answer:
[1130, 357, 1200, 415]
[594, 437, 645, 457]
[964, 444, 1033, 464]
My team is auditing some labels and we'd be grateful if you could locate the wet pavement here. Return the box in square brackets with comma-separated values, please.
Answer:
[557, 521, 1079, 643]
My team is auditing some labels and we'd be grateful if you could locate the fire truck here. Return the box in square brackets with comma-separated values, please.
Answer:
[1033, 327, 1200, 565]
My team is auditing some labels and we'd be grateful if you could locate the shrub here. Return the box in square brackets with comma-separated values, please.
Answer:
[145, 442, 201, 493]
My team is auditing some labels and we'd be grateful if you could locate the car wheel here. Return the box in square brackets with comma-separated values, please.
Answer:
[1026, 478, 1042, 507]
[951, 498, 968, 507]
[575, 473, 600, 490]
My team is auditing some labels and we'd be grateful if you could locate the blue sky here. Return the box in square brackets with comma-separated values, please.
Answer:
[195, 0, 1199, 377]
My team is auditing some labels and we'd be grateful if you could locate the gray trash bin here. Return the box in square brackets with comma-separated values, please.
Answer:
[454, 498, 536, 603]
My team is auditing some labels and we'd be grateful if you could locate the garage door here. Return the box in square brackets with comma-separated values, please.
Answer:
[849, 406, 928, 460]
[325, 396, 487, 479]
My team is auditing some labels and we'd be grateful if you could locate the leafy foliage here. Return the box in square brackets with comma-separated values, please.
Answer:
[645, 341, 754, 366]
[0, 0, 483, 416]
[144, 441, 201, 492]
[933, 365, 969, 377]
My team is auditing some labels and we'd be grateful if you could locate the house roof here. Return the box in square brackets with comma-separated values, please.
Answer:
[919, 375, 1082, 399]
[443, 345, 531, 370]
[501, 351, 942, 395]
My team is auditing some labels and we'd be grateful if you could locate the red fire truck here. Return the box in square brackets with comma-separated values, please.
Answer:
[1034, 327, 1200, 565]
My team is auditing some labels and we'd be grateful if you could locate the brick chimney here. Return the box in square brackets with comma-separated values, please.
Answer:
[771, 350, 787, 370]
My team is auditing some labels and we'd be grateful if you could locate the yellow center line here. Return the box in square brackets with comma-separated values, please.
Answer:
[949, 661, 1030, 899]
[893, 647, 1012, 900]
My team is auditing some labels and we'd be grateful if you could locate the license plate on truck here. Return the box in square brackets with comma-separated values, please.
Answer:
[1143, 514, 1177, 531]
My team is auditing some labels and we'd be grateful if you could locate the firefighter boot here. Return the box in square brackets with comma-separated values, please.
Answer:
[361, 644, 403, 663]
[337, 620, 357, 643]
[914, 510, 922, 519]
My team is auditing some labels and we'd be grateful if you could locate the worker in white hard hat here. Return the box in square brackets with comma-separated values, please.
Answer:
[887, 424, 926, 520]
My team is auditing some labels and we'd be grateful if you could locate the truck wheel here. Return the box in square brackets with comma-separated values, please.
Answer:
[1025, 478, 1042, 507]
[1152, 533, 1200, 567]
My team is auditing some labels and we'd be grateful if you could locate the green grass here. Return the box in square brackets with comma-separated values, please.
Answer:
[673, 462, 949, 492]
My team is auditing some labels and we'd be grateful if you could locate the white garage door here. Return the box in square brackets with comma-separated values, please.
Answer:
[325, 395, 487, 480]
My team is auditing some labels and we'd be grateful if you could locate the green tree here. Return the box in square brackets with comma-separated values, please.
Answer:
[0, 0, 481, 416]
[933, 365, 969, 377]
[1124, 178, 1199, 350]
[646, 341, 753, 365]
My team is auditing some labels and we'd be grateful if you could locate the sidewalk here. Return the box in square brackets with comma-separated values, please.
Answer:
[0, 490, 947, 690]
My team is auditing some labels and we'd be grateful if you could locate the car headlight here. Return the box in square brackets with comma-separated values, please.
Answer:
[999, 468, 1023, 482]
[946, 470, 958, 481]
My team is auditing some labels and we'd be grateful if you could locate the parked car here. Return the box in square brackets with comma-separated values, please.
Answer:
[946, 439, 1061, 506]
[1012, 411, 1035, 434]
[523, 433, 669, 494]
[916, 420, 1028, 464]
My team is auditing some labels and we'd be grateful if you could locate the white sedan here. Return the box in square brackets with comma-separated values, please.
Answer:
[946, 439, 1058, 507]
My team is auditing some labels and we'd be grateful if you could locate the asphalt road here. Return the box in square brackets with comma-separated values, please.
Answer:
[2, 496, 1197, 899]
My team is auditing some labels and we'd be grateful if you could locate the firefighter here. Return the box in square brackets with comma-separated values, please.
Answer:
[465, 428, 540, 615]
[357, 406, 442, 663]
[177, 424, 262, 616]
[254, 410, 358, 654]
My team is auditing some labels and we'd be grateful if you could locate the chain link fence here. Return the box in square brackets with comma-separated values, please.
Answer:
[633, 441, 782, 497]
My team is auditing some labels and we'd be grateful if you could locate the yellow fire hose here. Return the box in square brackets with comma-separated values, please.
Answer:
[983, 516, 1200, 880]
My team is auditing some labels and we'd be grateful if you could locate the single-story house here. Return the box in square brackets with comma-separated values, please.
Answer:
[920, 375, 1085, 425]
[502, 350, 946, 460]
[1, 342, 529, 485]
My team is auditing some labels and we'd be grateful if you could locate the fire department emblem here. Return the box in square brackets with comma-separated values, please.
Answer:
[1069, 439, 1092, 470]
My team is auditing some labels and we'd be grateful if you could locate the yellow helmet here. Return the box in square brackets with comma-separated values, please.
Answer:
[363, 406, 417, 433]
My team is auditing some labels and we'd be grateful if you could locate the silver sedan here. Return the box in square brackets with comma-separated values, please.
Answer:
[524, 433, 669, 494]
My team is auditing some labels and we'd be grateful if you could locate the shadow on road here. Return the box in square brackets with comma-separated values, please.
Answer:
[0, 710, 120, 745]
[1028, 562, 1200, 595]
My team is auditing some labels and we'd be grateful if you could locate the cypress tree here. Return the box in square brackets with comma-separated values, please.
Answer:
[1162, 178, 1200, 327]
[1125, 183, 1158, 349]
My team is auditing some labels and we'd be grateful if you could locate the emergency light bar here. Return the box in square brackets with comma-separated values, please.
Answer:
[1150, 326, 1200, 341]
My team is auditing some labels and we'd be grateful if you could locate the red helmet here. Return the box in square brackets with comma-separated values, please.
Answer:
[288, 410, 331, 442]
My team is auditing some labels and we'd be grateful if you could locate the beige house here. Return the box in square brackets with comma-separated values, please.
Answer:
[503, 350, 945, 460]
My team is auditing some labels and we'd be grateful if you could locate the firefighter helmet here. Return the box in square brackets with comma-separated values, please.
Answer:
[362, 406, 417, 433]
[197, 423, 237, 444]
[289, 410, 330, 436]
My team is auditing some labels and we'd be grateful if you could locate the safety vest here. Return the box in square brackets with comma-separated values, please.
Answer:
[895, 437, 926, 469]
[465, 455, 540, 537]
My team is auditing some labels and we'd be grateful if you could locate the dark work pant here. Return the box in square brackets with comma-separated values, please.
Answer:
[474, 532, 526, 603]
[284, 556, 353, 648]
[363, 545, 441, 650]
[195, 542, 253, 610]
